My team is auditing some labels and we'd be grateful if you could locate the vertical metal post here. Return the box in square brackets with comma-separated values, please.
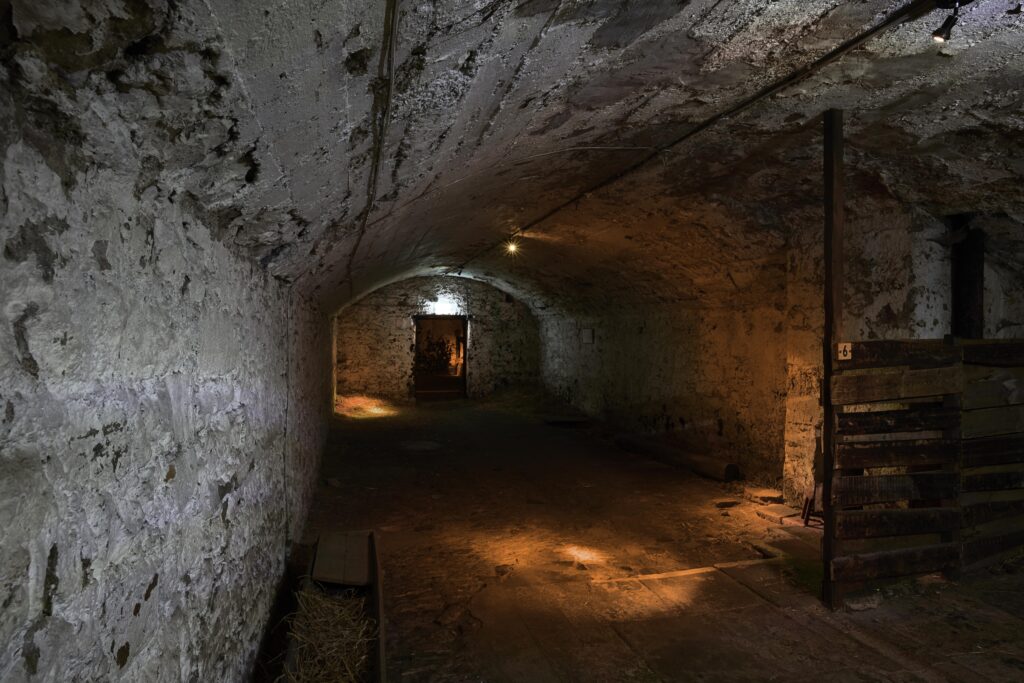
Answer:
[822, 109, 844, 609]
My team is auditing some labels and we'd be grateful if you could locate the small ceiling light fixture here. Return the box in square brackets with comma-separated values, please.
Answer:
[505, 239, 519, 255]
[932, 0, 975, 42]
[932, 10, 959, 41]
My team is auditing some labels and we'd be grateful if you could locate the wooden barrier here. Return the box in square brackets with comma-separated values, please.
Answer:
[824, 339, 1024, 608]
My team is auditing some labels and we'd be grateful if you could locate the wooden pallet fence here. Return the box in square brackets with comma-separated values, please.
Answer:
[825, 340, 1024, 607]
[959, 346, 1024, 570]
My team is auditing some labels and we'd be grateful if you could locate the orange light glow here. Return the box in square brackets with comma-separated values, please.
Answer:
[562, 544, 604, 565]
[334, 394, 400, 419]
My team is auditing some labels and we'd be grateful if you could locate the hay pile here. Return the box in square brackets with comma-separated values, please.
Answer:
[285, 586, 377, 682]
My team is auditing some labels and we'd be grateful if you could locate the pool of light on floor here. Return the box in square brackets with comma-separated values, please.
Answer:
[334, 394, 400, 419]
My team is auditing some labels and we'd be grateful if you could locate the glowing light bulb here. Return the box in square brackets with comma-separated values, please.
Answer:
[505, 240, 519, 255]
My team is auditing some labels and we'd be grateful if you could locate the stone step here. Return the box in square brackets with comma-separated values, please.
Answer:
[755, 504, 800, 525]
[744, 486, 785, 505]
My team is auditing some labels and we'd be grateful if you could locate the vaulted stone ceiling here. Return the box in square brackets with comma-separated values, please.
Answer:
[4, 0, 1023, 312]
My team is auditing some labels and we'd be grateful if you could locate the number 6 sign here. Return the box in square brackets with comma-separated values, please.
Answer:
[837, 342, 852, 361]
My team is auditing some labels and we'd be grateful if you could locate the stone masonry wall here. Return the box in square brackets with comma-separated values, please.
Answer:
[979, 214, 1024, 339]
[0, 140, 328, 682]
[540, 304, 788, 486]
[782, 198, 956, 504]
[334, 276, 541, 401]
[286, 298, 331, 542]
[0, 4, 330, 674]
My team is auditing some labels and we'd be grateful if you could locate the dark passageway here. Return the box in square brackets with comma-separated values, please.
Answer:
[413, 316, 467, 400]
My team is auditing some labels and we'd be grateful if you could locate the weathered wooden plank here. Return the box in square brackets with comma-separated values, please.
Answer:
[963, 529, 1024, 566]
[313, 531, 370, 586]
[836, 405, 959, 435]
[962, 499, 1024, 528]
[833, 472, 959, 507]
[962, 404, 1024, 439]
[831, 543, 958, 582]
[962, 433, 1024, 468]
[832, 366, 962, 405]
[963, 468, 1024, 493]
[963, 366, 1024, 410]
[838, 430, 945, 444]
[961, 341, 1024, 367]
[832, 340, 960, 370]
[961, 488, 1024, 507]
[835, 508, 960, 540]
[835, 438, 958, 469]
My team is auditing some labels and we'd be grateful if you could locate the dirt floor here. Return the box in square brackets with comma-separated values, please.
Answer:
[303, 393, 1024, 682]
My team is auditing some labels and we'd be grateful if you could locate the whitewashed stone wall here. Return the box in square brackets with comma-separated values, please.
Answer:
[779, 199, 1024, 504]
[334, 276, 541, 400]
[0, 3, 330, 677]
[0, 141, 329, 682]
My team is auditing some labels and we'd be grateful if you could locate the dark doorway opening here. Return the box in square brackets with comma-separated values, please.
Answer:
[413, 315, 467, 400]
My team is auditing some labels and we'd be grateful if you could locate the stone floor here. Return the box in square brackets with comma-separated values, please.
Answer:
[304, 394, 1024, 682]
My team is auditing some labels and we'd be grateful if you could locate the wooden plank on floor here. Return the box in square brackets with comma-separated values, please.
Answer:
[469, 581, 565, 683]
[832, 366, 961, 405]
[506, 580, 661, 681]
[838, 583, 1024, 681]
[593, 566, 717, 584]
[610, 608, 774, 680]
[833, 472, 959, 507]
[313, 531, 370, 586]
[638, 569, 763, 615]
[716, 559, 822, 611]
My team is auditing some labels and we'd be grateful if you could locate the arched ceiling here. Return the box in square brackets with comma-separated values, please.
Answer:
[5, 1, 1023, 313]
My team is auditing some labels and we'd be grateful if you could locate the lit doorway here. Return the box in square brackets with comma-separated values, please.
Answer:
[413, 315, 467, 400]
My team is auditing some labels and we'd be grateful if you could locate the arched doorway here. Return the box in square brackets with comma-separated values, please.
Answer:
[413, 314, 467, 400]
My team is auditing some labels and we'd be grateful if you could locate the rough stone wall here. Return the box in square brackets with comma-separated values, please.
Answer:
[979, 214, 1024, 339]
[0, 4, 329, 678]
[782, 197, 955, 503]
[0, 140, 328, 682]
[781, 207, 826, 505]
[334, 276, 541, 401]
[540, 304, 788, 485]
[285, 297, 331, 542]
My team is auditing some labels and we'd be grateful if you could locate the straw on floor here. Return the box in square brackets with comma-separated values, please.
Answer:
[286, 586, 377, 682]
